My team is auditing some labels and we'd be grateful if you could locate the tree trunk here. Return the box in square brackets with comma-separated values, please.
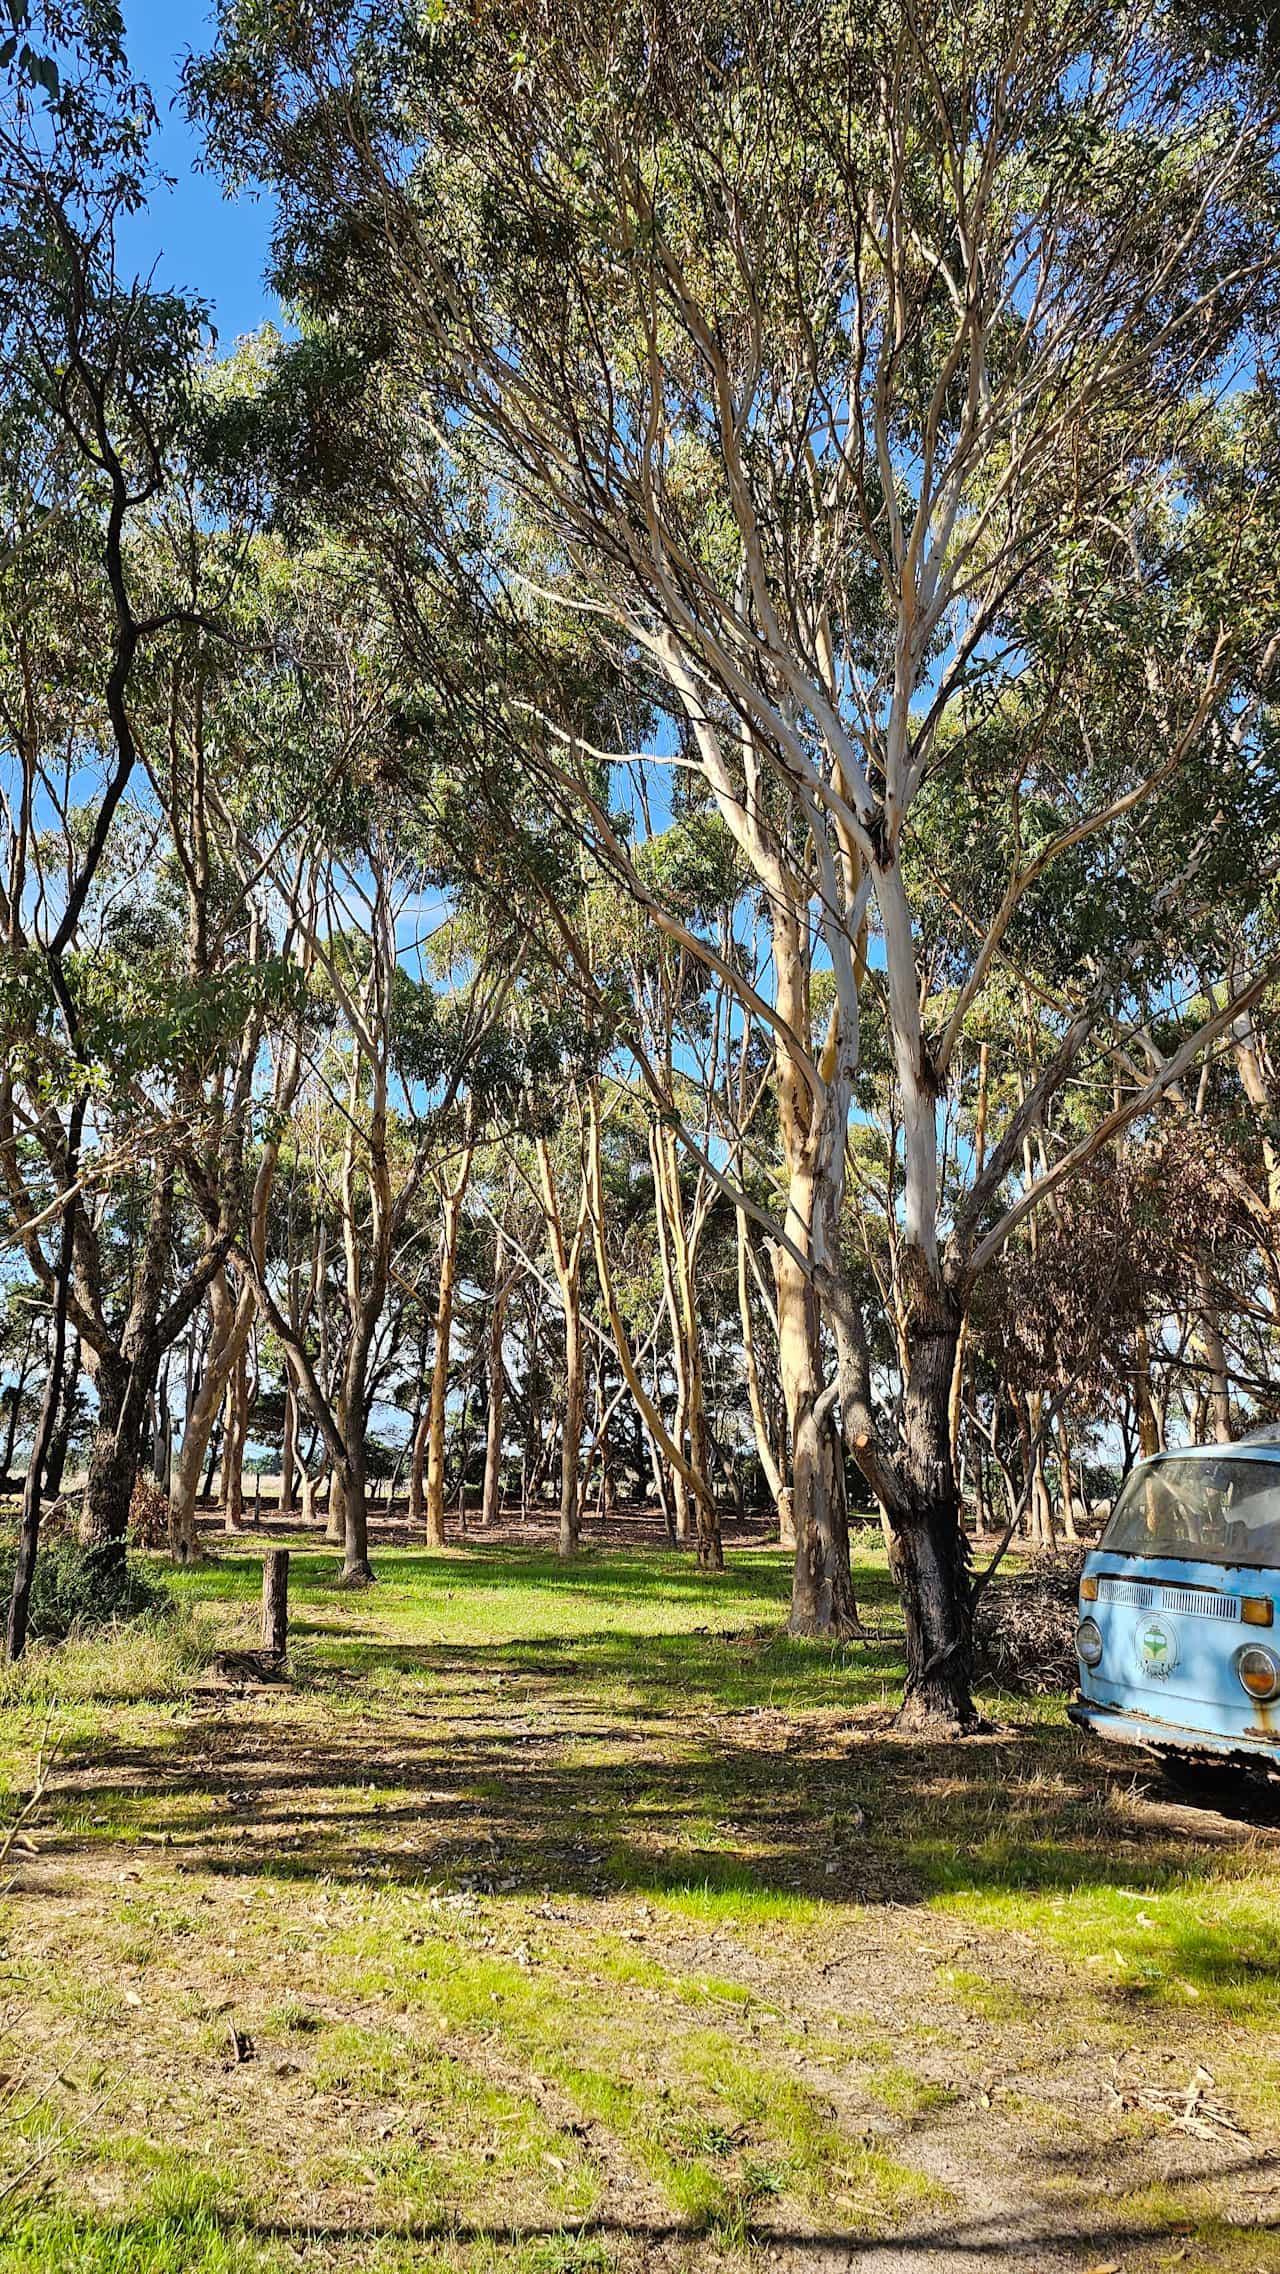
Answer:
[535, 1136, 589, 1559]
[689, 1383, 723, 1573]
[763, 887, 858, 1632]
[169, 1272, 253, 1563]
[1054, 1412, 1080, 1543]
[481, 1232, 510, 1529]
[408, 1405, 431, 1537]
[1, 1318, 33, 1479]
[972, 1429, 990, 1534]
[424, 1281, 452, 1549]
[425, 1176, 469, 1548]
[523, 1408, 550, 1512]
[669, 1433, 691, 1541]
[261, 1549, 289, 1657]
[201, 1419, 221, 1506]
[735, 1200, 789, 1538]
[326, 1465, 345, 1546]
[894, 1491, 977, 1732]
[167, 1437, 204, 1565]
[648, 1432, 676, 1542]
[80, 1357, 152, 1556]
[559, 1298, 584, 1558]
[776, 1245, 856, 1635]
[339, 1432, 373, 1585]
[44, 1331, 78, 1499]
[893, 1294, 979, 1733]
[481, 1355, 504, 1530]
[81, 1417, 141, 1552]
[221, 1344, 248, 1533]
[8, 1206, 74, 1662]
[1133, 1322, 1162, 1457]
[1195, 1269, 1232, 1443]
[159, 1399, 174, 1497]
[651, 1125, 719, 1553]
[947, 1044, 989, 1492]
[80, 1163, 175, 1554]
[452, 1365, 476, 1531]
[1027, 1393, 1055, 1548]
[280, 1367, 298, 1516]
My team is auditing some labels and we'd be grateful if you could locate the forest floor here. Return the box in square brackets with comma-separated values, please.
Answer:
[0, 1512, 1277, 2273]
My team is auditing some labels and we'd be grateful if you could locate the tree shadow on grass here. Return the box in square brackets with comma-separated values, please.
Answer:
[36, 1617, 1280, 2018]
[291, 1616, 908, 1708]
[9, 2173, 1278, 2271]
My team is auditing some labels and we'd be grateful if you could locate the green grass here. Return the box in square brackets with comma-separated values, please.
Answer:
[2, 1526, 1278, 2273]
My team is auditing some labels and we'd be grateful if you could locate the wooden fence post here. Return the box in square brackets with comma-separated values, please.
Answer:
[261, 1549, 289, 1660]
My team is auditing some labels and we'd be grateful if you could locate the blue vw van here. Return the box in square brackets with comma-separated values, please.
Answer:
[1069, 1434, 1280, 1778]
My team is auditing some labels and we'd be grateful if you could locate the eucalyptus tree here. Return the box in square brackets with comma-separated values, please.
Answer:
[0, 29, 278, 1632]
[622, 821, 740, 1570]
[474, 1156, 526, 1529]
[194, 0, 1280, 1714]
[230, 797, 519, 1580]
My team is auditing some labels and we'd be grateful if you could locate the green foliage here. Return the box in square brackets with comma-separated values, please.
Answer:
[0, 1534, 170, 1645]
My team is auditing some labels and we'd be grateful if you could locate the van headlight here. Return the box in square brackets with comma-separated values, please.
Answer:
[1076, 1618, 1104, 1669]
[1235, 1644, 1280, 1703]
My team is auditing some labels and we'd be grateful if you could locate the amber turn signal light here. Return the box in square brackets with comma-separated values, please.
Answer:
[1080, 1576, 1099, 1602]
[1241, 1596, 1274, 1627]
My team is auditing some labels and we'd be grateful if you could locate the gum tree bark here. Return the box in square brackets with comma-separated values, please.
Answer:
[535, 1133, 590, 1560]
[219, 1338, 248, 1534]
[279, 1367, 298, 1516]
[7, 1154, 77, 1662]
[44, 1330, 78, 1500]
[77, 1164, 224, 1556]
[425, 1138, 475, 1548]
[0, 1313, 36, 1483]
[892, 1284, 975, 1730]
[480, 1227, 516, 1529]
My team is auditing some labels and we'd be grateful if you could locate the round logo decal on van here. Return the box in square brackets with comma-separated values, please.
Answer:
[1136, 1617, 1178, 1679]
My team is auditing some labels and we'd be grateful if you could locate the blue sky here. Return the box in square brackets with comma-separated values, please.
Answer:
[116, 0, 279, 345]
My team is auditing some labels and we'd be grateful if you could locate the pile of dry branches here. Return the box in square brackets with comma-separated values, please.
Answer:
[973, 1548, 1088, 1695]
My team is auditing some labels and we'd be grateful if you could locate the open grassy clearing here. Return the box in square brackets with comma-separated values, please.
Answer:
[1, 1524, 1277, 2273]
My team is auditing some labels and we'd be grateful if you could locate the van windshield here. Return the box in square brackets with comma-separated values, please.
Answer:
[1103, 1456, 1280, 1569]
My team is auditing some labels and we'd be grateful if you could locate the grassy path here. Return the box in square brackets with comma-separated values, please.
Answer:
[0, 1530, 1277, 2270]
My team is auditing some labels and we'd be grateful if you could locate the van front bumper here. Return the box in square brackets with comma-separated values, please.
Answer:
[1068, 1696, 1280, 1769]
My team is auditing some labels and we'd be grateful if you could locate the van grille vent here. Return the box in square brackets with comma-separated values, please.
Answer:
[1158, 1586, 1240, 1622]
[1098, 1579, 1155, 1610]
[1096, 1577, 1240, 1621]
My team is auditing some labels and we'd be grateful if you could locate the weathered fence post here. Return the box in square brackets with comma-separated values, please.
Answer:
[261, 1549, 289, 1660]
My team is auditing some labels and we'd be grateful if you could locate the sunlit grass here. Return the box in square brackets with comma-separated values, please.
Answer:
[2, 1527, 1277, 2274]
[935, 1874, 1280, 2023]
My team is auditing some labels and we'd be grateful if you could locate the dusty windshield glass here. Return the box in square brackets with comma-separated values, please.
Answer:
[1103, 1457, 1280, 1569]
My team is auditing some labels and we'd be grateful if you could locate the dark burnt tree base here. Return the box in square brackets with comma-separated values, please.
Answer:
[893, 1483, 981, 1732]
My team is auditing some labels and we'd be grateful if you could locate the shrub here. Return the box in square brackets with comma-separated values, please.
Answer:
[0, 1532, 172, 1645]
